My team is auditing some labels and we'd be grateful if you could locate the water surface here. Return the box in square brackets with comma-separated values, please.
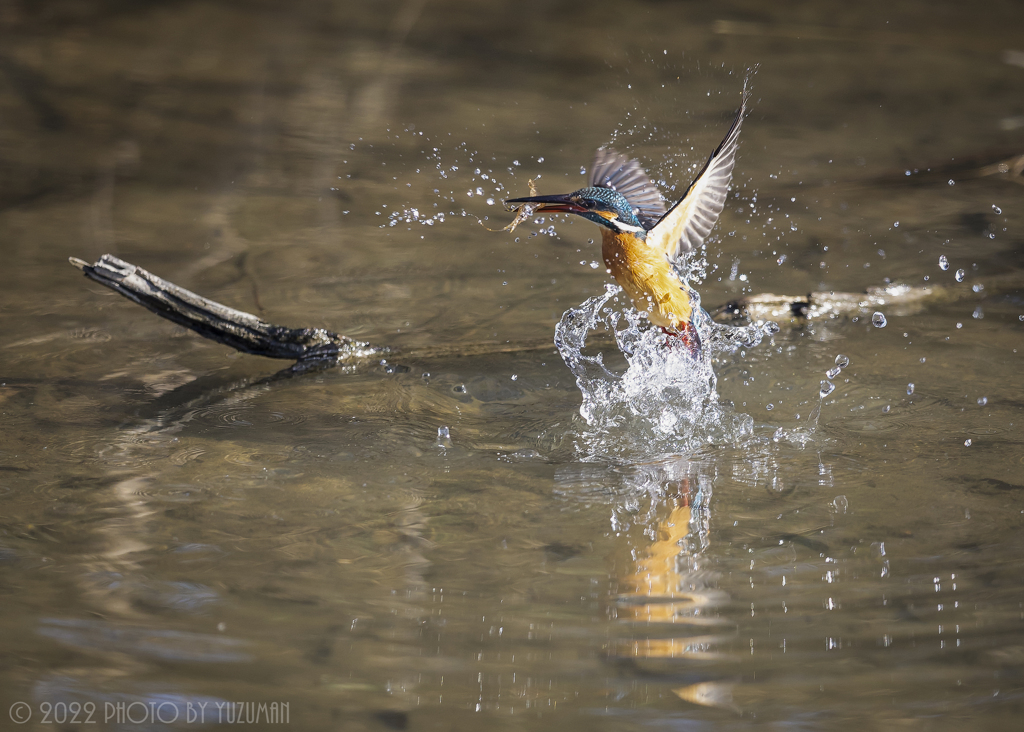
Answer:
[1, 1, 1023, 729]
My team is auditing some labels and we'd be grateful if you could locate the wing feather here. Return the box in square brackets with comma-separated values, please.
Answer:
[589, 148, 666, 229]
[649, 85, 750, 261]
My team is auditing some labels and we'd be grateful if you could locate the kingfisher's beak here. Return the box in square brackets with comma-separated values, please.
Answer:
[504, 193, 586, 214]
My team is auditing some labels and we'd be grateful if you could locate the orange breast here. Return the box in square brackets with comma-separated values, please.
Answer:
[601, 229, 694, 330]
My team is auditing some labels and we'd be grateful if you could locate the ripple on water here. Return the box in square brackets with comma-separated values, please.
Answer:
[223, 445, 297, 467]
[49, 431, 177, 468]
[208, 408, 255, 428]
[169, 446, 206, 466]
[37, 617, 249, 662]
[266, 410, 309, 426]
[966, 426, 1006, 436]
[830, 416, 909, 435]
[1, 329, 113, 367]
[82, 572, 220, 613]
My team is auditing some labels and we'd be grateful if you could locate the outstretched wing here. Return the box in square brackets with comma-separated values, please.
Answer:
[649, 85, 750, 261]
[589, 148, 666, 230]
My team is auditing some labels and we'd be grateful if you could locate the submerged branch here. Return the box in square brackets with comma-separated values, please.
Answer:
[709, 283, 948, 323]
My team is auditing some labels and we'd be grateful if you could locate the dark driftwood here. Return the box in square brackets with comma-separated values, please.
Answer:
[70, 254, 387, 370]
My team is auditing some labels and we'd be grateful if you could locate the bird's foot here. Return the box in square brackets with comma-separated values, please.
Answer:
[660, 322, 701, 357]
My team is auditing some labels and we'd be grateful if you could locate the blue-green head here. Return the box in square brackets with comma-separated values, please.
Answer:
[505, 186, 647, 236]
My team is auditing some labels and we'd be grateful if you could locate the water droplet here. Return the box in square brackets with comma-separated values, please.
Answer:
[453, 384, 466, 393]
[992, 204, 1002, 214]
[893, 221, 899, 228]
[1019, 315, 1024, 321]
[977, 396, 987, 406]
[826, 366, 842, 379]
[510, 374, 518, 381]
[955, 268, 966, 282]
[956, 322, 963, 329]
[766, 403, 775, 411]
[835, 354, 849, 369]
[831, 495, 849, 514]
[764, 321, 780, 335]
[777, 254, 787, 265]
[939, 255, 949, 271]
[882, 405, 891, 413]
[948, 179, 955, 185]
[820, 380, 836, 398]
[872, 312, 887, 328]
[907, 383, 915, 395]
[437, 426, 450, 438]
[580, 166, 586, 175]
[964, 439, 972, 447]
[486, 197, 494, 205]
[972, 306, 984, 319]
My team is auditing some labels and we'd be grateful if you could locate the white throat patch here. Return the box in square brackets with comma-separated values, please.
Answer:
[606, 217, 646, 235]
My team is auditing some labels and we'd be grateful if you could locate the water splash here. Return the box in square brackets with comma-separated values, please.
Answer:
[436, 426, 452, 449]
[387, 207, 446, 227]
[776, 354, 849, 445]
[554, 284, 775, 459]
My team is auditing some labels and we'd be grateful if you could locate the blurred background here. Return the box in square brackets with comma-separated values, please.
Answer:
[1, 1, 1023, 729]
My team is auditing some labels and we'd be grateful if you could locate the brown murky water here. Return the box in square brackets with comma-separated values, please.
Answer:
[2, 1, 1024, 729]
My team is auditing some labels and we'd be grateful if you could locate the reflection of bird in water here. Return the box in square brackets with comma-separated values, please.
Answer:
[506, 85, 749, 355]
[613, 476, 738, 711]
[617, 480, 727, 658]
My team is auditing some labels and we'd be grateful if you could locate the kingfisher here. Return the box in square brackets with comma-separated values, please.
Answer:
[505, 88, 749, 354]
